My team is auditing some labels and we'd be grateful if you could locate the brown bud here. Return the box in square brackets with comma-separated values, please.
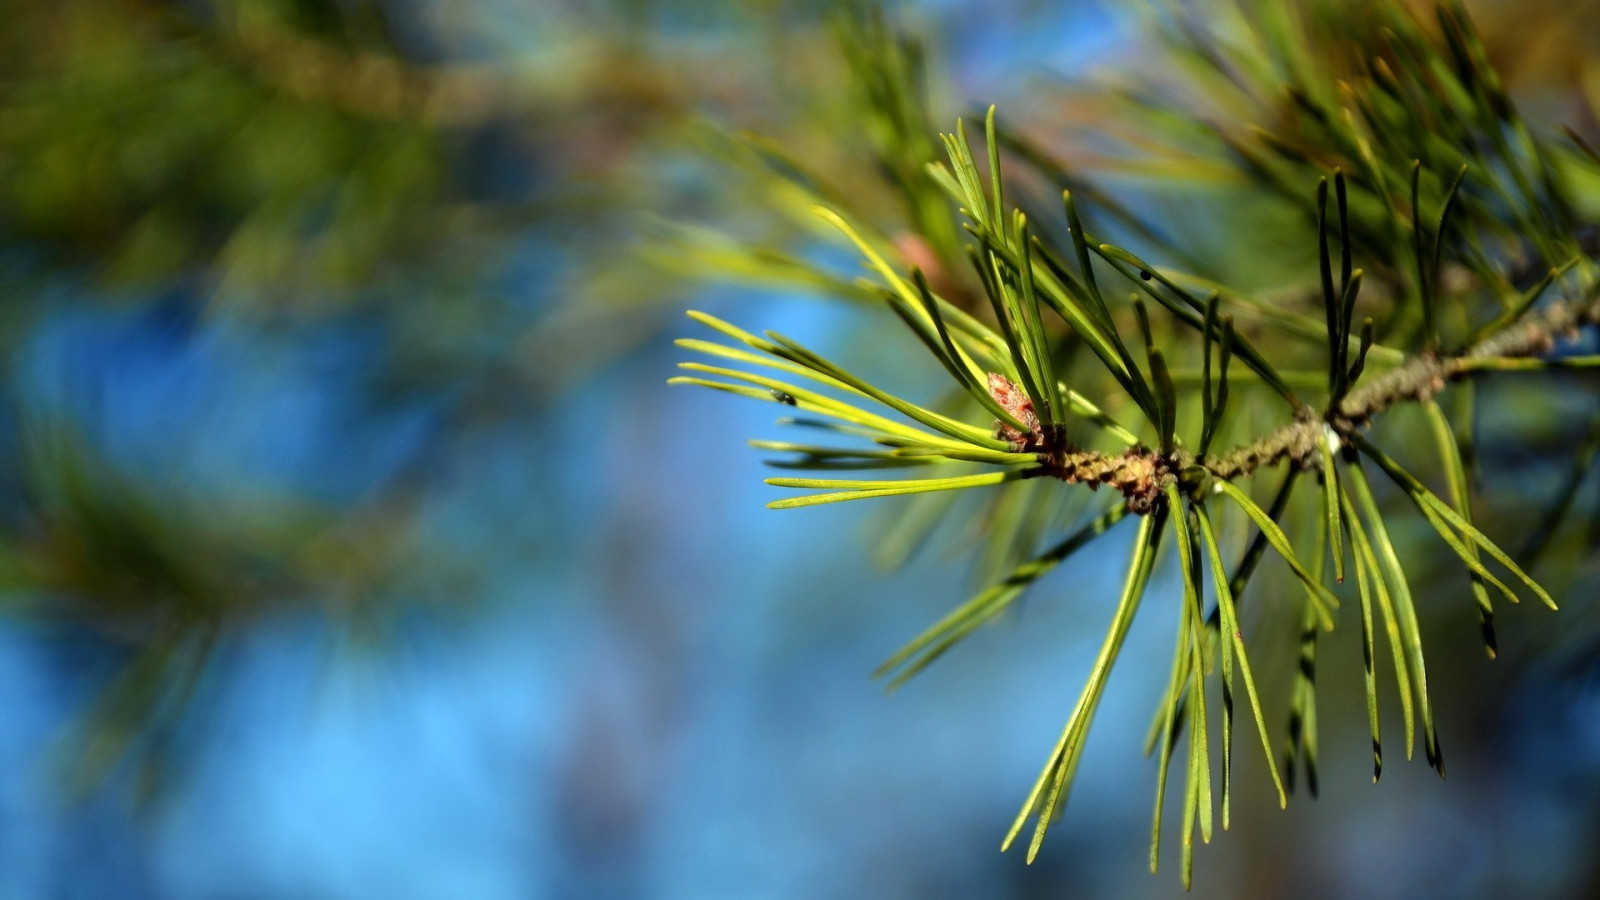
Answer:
[987, 372, 1042, 450]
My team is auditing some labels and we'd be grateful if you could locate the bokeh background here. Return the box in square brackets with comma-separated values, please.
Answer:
[1, 0, 1599, 897]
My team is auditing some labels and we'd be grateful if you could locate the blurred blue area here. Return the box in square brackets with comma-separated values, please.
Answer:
[16, 298, 438, 504]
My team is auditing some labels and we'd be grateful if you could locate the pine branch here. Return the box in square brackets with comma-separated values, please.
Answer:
[1204, 289, 1600, 481]
[669, 0, 1600, 884]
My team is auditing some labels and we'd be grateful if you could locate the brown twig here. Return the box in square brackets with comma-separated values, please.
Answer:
[1024, 289, 1600, 510]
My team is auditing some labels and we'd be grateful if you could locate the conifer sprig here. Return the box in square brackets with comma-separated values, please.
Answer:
[670, 0, 1600, 885]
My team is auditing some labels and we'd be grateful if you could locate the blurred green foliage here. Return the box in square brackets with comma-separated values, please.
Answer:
[0, 0, 837, 795]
